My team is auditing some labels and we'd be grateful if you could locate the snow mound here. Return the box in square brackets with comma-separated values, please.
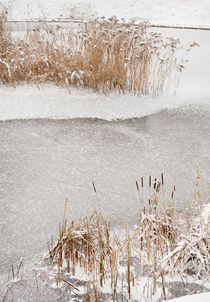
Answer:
[169, 292, 210, 302]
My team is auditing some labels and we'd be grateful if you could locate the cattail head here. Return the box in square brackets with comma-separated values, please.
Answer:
[136, 180, 139, 191]
[149, 175, 151, 188]
[161, 173, 164, 185]
[141, 177, 144, 188]
[92, 181, 97, 193]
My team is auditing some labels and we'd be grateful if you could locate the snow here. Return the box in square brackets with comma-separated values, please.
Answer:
[1, 83, 210, 121]
[0, 85, 209, 122]
[169, 292, 210, 302]
[1, 0, 210, 27]
[194, 202, 210, 225]
[203, 203, 210, 224]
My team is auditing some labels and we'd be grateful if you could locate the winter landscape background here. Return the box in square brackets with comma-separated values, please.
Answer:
[0, 1, 209, 301]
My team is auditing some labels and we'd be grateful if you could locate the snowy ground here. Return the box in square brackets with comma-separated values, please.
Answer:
[169, 292, 210, 302]
[1, 0, 210, 27]
[0, 252, 209, 302]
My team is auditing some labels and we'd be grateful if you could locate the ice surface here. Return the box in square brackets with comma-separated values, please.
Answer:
[0, 108, 210, 274]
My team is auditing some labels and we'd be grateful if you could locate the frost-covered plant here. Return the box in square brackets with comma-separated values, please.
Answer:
[0, 14, 197, 96]
[47, 175, 209, 301]
[157, 172, 209, 279]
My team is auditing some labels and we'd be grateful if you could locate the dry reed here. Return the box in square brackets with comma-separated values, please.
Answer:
[47, 174, 209, 301]
[0, 12, 198, 96]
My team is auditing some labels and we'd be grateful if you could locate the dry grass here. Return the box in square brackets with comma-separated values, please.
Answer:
[0, 13, 198, 96]
[47, 173, 209, 301]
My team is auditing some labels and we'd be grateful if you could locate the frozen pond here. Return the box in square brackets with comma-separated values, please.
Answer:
[0, 27, 210, 274]
[0, 107, 210, 273]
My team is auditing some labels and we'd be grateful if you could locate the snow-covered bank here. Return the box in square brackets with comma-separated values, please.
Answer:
[0, 85, 209, 121]
[2, 0, 210, 28]
[1, 201, 209, 302]
[0, 255, 209, 302]
[169, 292, 210, 302]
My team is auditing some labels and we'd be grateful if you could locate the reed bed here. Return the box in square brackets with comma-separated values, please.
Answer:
[0, 12, 198, 96]
[47, 174, 209, 301]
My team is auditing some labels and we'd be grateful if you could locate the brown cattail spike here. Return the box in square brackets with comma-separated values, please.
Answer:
[136, 181, 139, 191]
[154, 178, 157, 190]
[149, 176, 151, 188]
[161, 173, 164, 185]
[92, 181, 97, 193]
[157, 182, 160, 192]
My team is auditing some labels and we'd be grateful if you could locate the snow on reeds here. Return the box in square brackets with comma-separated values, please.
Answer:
[45, 174, 209, 301]
[0, 13, 198, 96]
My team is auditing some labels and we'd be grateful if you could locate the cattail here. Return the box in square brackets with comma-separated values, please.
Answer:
[92, 181, 97, 193]
[136, 180, 139, 191]
[141, 177, 144, 188]
[161, 173, 164, 185]
[153, 178, 157, 190]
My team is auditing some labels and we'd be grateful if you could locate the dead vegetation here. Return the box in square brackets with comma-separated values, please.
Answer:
[0, 173, 209, 301]
[46, 173, 209, 301]
[0, 12, 198, 96]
